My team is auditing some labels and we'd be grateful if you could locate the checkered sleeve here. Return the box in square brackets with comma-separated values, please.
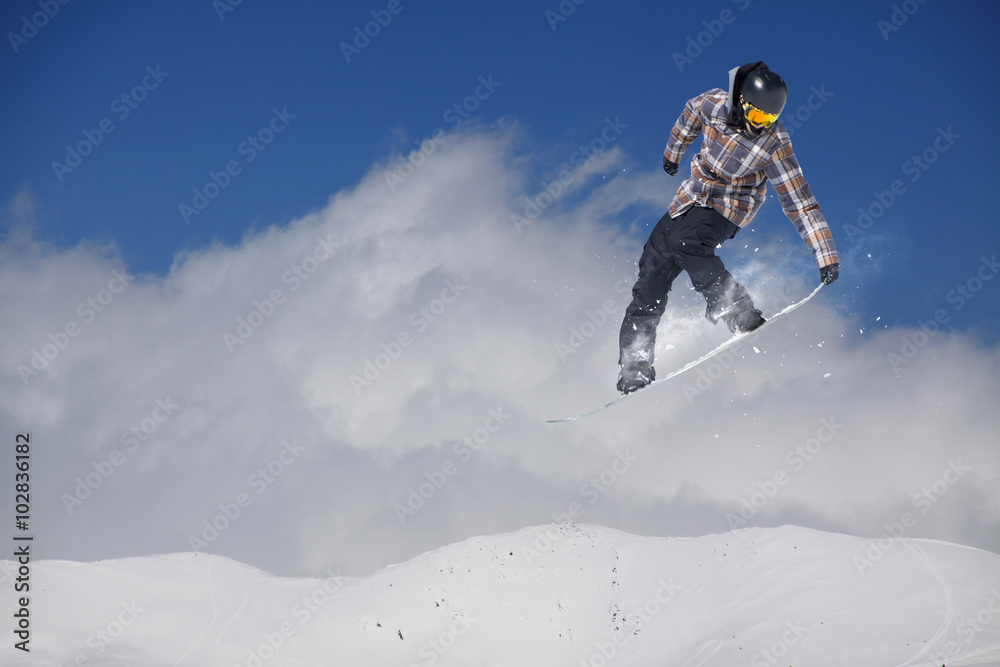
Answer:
[763, 140, 840, 268]
[664, 92, 707, 164]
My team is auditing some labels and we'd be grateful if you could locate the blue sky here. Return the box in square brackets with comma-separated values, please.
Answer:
[3, 0, 998, 330]
[2, 1, 1000, 577]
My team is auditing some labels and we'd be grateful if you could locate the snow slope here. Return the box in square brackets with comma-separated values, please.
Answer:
[3, 524, 1000, 666]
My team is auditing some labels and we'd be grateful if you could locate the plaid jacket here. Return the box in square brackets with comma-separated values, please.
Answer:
[664, 88, 839, 268]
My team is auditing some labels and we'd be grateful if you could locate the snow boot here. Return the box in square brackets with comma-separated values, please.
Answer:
[617, 360, 655, 394]
[702, 276, 764, 334]
[722, 307, 766, 334]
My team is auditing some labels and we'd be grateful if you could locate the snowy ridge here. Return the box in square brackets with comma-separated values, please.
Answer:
[3, 523, 1000, 666]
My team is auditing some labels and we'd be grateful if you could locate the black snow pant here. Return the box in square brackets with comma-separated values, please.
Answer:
[618, 206, 754, 366]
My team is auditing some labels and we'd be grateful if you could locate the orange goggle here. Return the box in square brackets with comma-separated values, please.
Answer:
[740, 96, 779, 128]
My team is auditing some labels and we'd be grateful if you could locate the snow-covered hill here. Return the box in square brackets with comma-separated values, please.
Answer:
[3, 524, 1000, 666]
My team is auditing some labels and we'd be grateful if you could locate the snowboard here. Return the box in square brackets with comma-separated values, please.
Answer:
[546, 283, 825, 423]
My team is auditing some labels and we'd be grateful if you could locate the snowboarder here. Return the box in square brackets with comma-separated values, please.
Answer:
[617, 61, 840, 394]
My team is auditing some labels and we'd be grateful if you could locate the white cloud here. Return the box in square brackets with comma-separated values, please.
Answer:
[1, 125, 998, 577]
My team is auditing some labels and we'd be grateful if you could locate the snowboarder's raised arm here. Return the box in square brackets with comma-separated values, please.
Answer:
[763, 138, 840, 271]
[663, 91, 711, 168]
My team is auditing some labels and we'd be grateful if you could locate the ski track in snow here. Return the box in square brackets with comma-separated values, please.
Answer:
[172, 556, 249, 666]
[680, 639, 723, 666]
[894, 542, 1000, 667]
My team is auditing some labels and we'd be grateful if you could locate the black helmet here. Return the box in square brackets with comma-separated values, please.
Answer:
[741, 70, 787, 116]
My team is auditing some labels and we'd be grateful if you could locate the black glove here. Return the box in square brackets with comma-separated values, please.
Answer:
[662, 156, 678, 176]
[820, 263, 839, 285]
